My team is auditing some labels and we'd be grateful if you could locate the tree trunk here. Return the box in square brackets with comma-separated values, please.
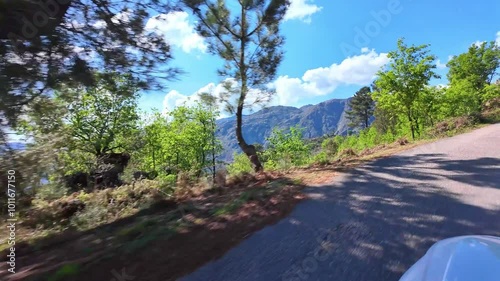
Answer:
[407, 109, 415, 140]
[235, 103, 263, 172]
[211, 118, 216, 185]
[235, 5, 263, 173]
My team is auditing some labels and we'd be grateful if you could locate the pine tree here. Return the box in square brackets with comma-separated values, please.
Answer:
[1, 0, 180, 142]
[183, 0, 290, 172]
[346, 86, 375, 130]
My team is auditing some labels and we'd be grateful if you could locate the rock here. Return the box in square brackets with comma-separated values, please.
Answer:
[64, 172, 89, 191]
[92, 153, 131, 188]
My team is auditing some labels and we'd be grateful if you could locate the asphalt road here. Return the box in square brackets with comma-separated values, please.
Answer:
[180, 124, 500, 281]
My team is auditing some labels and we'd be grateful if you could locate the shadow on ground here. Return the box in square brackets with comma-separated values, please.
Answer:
[275, 153, 500, 281]
[0, 177, 303, 281]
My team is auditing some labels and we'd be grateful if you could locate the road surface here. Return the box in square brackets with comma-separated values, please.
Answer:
[180, 124, 500, 281]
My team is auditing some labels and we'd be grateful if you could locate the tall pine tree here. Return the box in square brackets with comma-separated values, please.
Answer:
[346, 86, 375, 130]
[183, 0, 290, 172]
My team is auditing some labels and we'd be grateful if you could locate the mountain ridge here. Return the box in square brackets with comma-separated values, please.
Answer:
[216, 97, 352, 160]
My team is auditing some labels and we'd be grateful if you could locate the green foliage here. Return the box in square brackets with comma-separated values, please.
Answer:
[47, 263, 81, 281]
[264, 126, 311, 170]
[133, 102, 222, 178]
[157, 174, 177, 193]
[321, 137, 340, 157]
[346, 86, 375, 129]
[34, 184, 69, 202]
[373, 38, 440, 139]
[311, 151, 330, 165]
[356, 126, 379, 150]
[227, 153, 254, 176]
[59, 73, 140, 157]
[445, 41, 500, 115]
[1, 0, 179, 140]
[483, 83, 500, 103]
[443, 79, 482, 116]
[447, 41, 500, 87]
[70, 203, 109, 231]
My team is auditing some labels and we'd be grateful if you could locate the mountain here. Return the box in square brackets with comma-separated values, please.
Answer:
[216, 98, 351, 160]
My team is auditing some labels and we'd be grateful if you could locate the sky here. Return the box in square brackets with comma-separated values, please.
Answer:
[6, 0, 499, 142]
[138, 0, 500, 115]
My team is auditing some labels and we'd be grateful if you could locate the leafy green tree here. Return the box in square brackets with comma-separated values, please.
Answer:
[448, 41, 500, 86]
[183, 0, 290, 172]
[372, 105, 398, 137]
[134, 102, 222, 178]
[374, 38, 440, 139]
[346, 86, 374, 129]
[60, 73, 140, 157]
[415, 85, 446, 127]
[0, 0, 180, 142]
[445, 41, 500, 115]
[264, 125, 310, 169]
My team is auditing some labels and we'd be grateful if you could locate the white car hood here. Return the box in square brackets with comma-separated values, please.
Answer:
[400, 235, 500, 281]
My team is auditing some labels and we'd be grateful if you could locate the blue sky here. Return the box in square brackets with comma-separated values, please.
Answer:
[138, 0, 500, 114]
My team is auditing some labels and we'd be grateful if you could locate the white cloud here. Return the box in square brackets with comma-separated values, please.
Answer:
[146, 12, 207, 53]
[473, 40, 485, 47]
[284, 0, 322, 23]
[161, 49, 389, 115]
[270, 49, 389, 106]
[496, 31, 500, 46]
[436, 59, 447, 69]
[162, 78, 270, 118]
[163, 90, 200, 115]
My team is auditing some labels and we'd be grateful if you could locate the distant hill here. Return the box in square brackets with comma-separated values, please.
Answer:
[216, 98, 352, 160]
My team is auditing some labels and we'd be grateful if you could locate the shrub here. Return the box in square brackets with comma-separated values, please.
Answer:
[35, 183, 68, 201]
[157, 174, 177, 192]
[482, 84, 500, 104]
[397, 137, 409, 146]
[23, 179, 170, 230]
[214, 169, 227, 188]
[69, 203, 109, 231]
[311, 151, 330, 165]
[227, 153, 254, 176]
[264, 125, 311, 169]
[321, 138, 339, 157]
[339, 148, 357, 158]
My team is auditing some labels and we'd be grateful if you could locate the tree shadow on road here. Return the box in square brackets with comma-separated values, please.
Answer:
[283, 153, 500, 281]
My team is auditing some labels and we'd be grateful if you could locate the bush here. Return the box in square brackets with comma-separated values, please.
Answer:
[339, 148, 357, 158]
[431, 116, 475, 136]
[69, 203, 109, 231]
[157, 174, 177, 192]
[482, 84, 500, 104]
[264, 125, 311, 169]
[227, 153, 253, 176]
[23, 179, 170, 230]
[35, 183, 68, 201]
[311, 151, 330, 165]
[321, 138, 339, 157]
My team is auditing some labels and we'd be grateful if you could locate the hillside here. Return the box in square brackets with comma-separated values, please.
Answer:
[216, 98, 351, 160]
